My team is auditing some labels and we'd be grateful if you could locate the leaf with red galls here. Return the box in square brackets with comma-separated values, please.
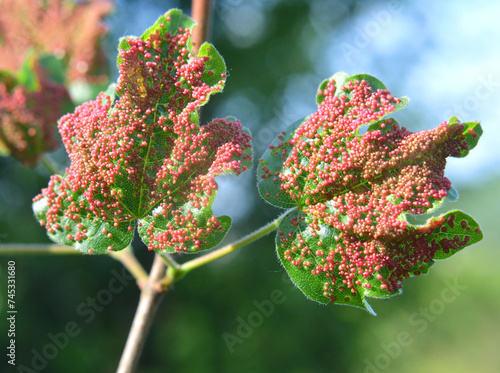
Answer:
[0, 0, 113, 84]
[33, 10, 253, 254]
[0, 54, 70, 166]
[258, 72, 483, 314]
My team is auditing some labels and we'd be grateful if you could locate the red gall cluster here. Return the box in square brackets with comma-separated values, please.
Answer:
[143, 117, 252, 252]
[0, 63, 68, 165]
[281, 212, 478, 302]
[35, 22, 252, 252]
[0, 0, 113, 83]
[268, 77, 475, 303]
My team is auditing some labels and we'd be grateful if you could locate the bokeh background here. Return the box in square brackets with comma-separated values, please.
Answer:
[1, 0, 499, 372]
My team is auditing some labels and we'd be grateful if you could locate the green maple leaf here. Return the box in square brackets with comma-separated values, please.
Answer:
[33, 9, 253, 254]
[258, 72, 483, 314]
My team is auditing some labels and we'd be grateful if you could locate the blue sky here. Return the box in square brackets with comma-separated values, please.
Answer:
[322, 0, 500, 186]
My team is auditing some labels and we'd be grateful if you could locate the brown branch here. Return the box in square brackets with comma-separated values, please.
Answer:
[116, 254, 167, 373]
[191, 0, 214, 53]
[116, 3, 216, 371]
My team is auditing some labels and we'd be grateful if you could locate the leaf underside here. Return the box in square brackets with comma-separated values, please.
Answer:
[33, 9, 253, 254]
[258, 72, 483, 313]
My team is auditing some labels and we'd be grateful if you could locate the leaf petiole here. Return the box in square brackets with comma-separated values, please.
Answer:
[159, 207, 297, 289]
[109, 245, 149, 287]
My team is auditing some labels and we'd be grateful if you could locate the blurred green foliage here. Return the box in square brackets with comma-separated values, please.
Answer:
[1, 1, 499, 372]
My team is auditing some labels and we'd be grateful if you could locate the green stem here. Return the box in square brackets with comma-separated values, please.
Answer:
[109, 246, 149, 287]
[158, 252, 183, 286]
[0, 243, 80, 254]
[158, 251, 181, 271]
[163, 208, 295, 286]
[0, 243, 149, 287]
